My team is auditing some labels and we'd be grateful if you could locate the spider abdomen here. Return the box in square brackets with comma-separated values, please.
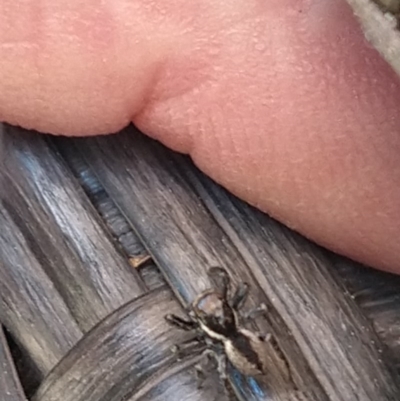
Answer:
[224, 328, 268, 376]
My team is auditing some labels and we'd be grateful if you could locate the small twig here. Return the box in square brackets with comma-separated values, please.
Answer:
[128, 254, 152, 269]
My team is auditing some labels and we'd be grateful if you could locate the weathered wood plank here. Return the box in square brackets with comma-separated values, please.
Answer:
[4, 330, 42, 398]
[0, 126, 147, 377]
[71, 127, 400, 401]
[2, 124, 400, 400]
[0, 204, 83, 374]
[69, 130, 324, 401]
[56, 139, 165, 290]
[189, 169, 400, 400]
[332, 254, 400, 368]
[34, 287, 230, 401]
[1, 127, 145, 331]
[0, 326, 27, 401]
[56, 140, 147, 260]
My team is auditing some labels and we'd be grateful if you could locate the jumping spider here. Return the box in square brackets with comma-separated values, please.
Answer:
[165, 267, 270, 388]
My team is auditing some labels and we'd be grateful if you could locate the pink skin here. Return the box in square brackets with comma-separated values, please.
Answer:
[1, 0, 399, 273]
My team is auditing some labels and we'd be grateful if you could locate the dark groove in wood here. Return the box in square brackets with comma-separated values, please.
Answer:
[4, 329, 42, 398]
[0, 326, 28, 401]
[136, 262, 167, 290]
[55, 139, 147, 259]
[54, 138, 165, 291]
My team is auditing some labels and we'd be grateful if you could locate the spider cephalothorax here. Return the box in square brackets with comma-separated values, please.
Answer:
[165, 267, 269, 383]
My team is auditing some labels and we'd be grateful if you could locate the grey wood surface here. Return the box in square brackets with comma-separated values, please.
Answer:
[1, 124, 400, 401]
[0, 326, 27, 401]
[34, 287, 230, 401]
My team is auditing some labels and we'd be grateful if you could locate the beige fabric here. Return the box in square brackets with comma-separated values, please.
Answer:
[346, 0, 400, 76]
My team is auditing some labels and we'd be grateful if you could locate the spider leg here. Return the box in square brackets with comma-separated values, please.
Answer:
[215, 352, 227, 381]
[165, 314, 197, 331]
[194, 348, 218, 388]
[170, 336, 205, 360]
[194, 363, 207, 389]
[207, 266, 231, 298]
[215, 352, 236, 399]
[230, 282, 249, 311]
[194, 346, 235, 398]
[241, 303, 268, 322]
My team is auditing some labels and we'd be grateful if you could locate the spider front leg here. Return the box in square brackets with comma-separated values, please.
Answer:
[165, 314, 204, 360]
[165, 313, 197, 331]
[170, 336, 205, 360]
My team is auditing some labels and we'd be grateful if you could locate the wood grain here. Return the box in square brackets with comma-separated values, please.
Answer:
[0, 326, 27, 401]
[332, 254, 400, 369]
[34, 287, 229, 401]
[189, 169, 400, 400]
[67, 127, 400, 401]
[58, 132, 324, 401]
[55, 139, 165, 291]
[1, 124, 400, 401]
[0, 203, 83, 374]
[0, 127, 145, 376]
